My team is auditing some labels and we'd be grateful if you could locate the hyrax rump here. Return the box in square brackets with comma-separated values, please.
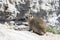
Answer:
[25, 13, 47, 35]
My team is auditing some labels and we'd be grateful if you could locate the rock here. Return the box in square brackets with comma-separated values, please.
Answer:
[14, 25, 29, 31]
[0, 28, 59, 40]
[0, 23, 59, 40]
[0, 0, 59, 28]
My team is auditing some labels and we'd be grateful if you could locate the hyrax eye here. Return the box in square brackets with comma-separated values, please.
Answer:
[26, 17, 28, 19]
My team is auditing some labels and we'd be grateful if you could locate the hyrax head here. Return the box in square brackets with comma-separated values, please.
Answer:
[24, 13, 33, 21]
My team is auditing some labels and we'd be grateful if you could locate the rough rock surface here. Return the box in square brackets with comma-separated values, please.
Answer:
[0, 0, 60, 40]
[0, 23, 59, 40]
[0, 0, 60, 27]
[0, 28, 59, 40]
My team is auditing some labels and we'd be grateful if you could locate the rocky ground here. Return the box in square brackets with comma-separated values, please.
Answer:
[0, 23, 59, 40]
[0, 0, 60, 40]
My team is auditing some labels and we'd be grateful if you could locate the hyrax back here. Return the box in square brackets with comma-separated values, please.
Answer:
[29, 18, 46, 35]
[24, 13, 46, 35]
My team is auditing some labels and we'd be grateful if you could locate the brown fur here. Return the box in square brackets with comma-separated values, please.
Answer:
[29, 18, 46, 35]
[24, 13, 46, 35]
